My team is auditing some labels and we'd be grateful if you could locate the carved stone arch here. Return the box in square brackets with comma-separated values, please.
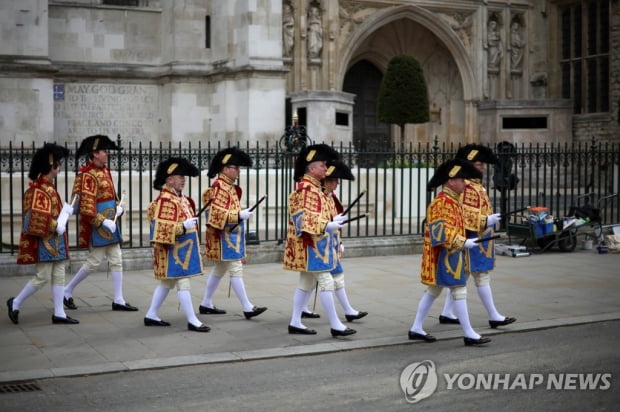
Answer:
[336, 5, 478, 102]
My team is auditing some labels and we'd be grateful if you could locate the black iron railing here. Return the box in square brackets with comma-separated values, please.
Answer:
[1, 138, 619, 254]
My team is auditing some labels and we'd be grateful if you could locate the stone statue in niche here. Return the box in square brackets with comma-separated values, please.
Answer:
[282, 3, 294, 57]
[509, 19, 524, 74]
[486, 19, 503, 74]
[307, 4, 323, 59]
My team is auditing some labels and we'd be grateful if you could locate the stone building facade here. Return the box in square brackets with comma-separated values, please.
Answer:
[0, 0, 618, 149]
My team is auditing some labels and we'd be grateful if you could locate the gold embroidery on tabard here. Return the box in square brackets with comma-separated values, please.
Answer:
[224, 227, 242, 252]
[173, 237, 194, 270]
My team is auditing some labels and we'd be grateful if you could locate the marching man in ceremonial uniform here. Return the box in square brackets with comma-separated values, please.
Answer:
[284, 144, 356, 337]
[198, 147, 267, 320]
[408, 158, 491, 346]
[439, 144, 516, 328]
[320, 159, 367, 322]
[63, 135, 137, 312]
[7, 143, 78, 325]
[144, 157, 210, 332]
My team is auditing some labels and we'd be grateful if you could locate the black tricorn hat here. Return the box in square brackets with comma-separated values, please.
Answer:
[325, 159, 354, 181]
[207, 147, 252, 178]
[455, 144, 498, 164]
[153, 157, 200, 190]
[427, 158, 482, 191]
[29, 143, 70, 181]
[76, 135, 122, 158]
[293, 144, 340, 182]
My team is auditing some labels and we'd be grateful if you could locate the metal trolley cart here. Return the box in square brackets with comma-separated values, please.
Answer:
[506, 193, 618, 253]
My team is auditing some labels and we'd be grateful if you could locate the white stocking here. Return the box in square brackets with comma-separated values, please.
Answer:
[52, 285, 68, 318]
[230, 276, 254, 312]
[178, 290, 201, 327]
[452, 298, 480, 339]
[289, 289, 307, 328]
[200, 273, 221, 308]
[411, 292, 436, 334]
[319, 291, 346, 331]
[335, 287, 357, 316]
[13, 283, 38, 310]
[110, 271, 126, 305]
[64, 266, 89, 298]
[440, 290, 457, 319]
[477, 285, 504, 321]
[146, 285, 170, 321]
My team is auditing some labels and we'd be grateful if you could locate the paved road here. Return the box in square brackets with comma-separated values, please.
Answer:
[1, 247, 619, 384]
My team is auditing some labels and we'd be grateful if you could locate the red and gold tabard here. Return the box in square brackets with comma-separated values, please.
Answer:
[420, 187, 468, 287]
[148, 187, 203, 279]
[72, 161, 120, 248]
[202, 174, 246, 261]
[461, 178, 495, 272]
[283, 174, 337, 272]
[17, 175, 69, 264]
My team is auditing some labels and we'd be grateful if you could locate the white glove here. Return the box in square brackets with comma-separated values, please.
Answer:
[61, 202, 74, 216]
[183, 217, 198, 230]
[326, 221, 343, 231]
[340, 243, 345, 254]
[239, 208, 253, 221]
[102, 219, 117, 233]
[486, 213, 502, 227]
[56, 210, 70, 229]
[56, 219, 67, 235]
[333, 213, 346, 224]
[116, 205, 123, 217]
[464, 238, 479, 249]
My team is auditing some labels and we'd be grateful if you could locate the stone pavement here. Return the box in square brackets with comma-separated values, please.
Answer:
[1, 248, 619, 384]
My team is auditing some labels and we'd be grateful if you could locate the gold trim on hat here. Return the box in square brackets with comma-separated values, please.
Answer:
[167, 163, 178, 175]
[93, 137, 99, 151]
[222, 154, 232, 165]
[467, 150, 478, 161]
[306, 150, 316, 162]
[326, 165, 336, 176]
[448, 165, 461, 177]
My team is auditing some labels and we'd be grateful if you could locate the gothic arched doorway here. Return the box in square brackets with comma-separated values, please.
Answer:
[343, 60, 390, 167]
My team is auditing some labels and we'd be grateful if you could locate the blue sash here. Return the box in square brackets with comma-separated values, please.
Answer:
[165, 231, 203, 278]
[466, 229, 495, 272]
[38, 235, 68, 262]
[306, 231, 336, 272]
[221, 222, 245, 260]
[91, 199, 121, 247]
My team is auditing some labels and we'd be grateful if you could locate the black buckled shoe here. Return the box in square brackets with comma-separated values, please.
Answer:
[408, 331, 437, 342]
[345, 311, 368, 322]
[439, 315, 460, 324]
[188, 323, 211, 332]
[63, 297, 77, 310]
[7, 298, 19, 325]
[301, 311, 320, 319]
[199, 305, 226, 315]
[52, 315, 79, 324]
[488, 317, 516, 329]
[112, 302, 139, 311]
[330, 327, 357, 337]
[144, 317, 171, 326]
[243, 306, 267, 320]
[288, 325, 317, 335]
[464, 336, 491, 346]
